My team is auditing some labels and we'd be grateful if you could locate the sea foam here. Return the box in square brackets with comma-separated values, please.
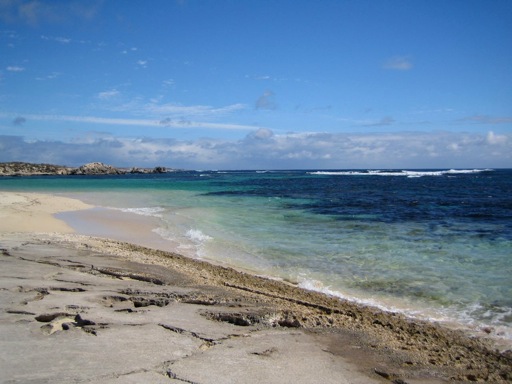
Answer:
[117, 206, 166, 217]
[186, 228, 213, 243]
[309, 169, 491, 177]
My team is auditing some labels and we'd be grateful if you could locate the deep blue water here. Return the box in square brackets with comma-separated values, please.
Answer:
[1, 168, 511, 342]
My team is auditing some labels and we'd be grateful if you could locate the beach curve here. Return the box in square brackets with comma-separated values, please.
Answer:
[0, 191, 511, 383]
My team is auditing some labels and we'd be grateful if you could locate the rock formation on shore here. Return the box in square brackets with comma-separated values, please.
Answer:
[1, 234, 511, 383]
[0, 162, 169, 176]
[70, 162, 122, 175]
[0, 162, 70, 176]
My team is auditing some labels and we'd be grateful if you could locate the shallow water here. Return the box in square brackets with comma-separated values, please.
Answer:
[2, 168, 511, 343]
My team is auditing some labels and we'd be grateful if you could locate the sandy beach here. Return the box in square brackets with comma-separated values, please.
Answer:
[0, 191, 93, 233]
[0, 191, 511, 383]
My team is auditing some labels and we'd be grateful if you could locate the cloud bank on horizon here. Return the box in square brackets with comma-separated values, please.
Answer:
[1, 0, 511, 169]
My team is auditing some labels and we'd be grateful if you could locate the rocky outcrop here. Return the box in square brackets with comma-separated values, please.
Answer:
[0, 162, 170, 176]
[128, 166, 167, 174]
[0, 162, 71, 176]
[69, 162, 122, 175]
[152, 166, 167, 173]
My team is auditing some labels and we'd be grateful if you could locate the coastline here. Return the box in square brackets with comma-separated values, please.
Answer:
[0, 191, 511, 382]
[57, 207, 181, 254]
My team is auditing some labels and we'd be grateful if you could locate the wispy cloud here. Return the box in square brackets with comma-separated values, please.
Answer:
[40, 34, 90, 44]
[383, 56, 413, 70]
[93, 93, 247, 121]
[360, 116, 395, 127]
[0, 0, 102, 26]
[162, 79, 175, 87]
[97, 89, 120, 100]
[246, 74, 283, 81]
[1, 30, 19, 47]
[0, 30, 19, 39]
[487, 131, 508, 145]
[6, 66, 25, 72]
[41, 35, 71, 43]
[295, 104, 333, 114]
[147, 102, 246, 117]
[14, 113, 259, 131]
[245, 74, 308, 84]
[255, 90, 277, 110]
[121, 47, 138, 54]
[12, 116, 26, 126]
[458, 115, 512, 124]
[36, 72, 59, 81]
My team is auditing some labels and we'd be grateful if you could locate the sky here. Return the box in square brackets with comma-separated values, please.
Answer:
[1, 0, 511, 170]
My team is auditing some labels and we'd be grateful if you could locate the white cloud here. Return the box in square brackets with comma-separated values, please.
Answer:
[15, 113, 258, 131]
[459, 115, 512, 124]
[41, 35, 71, 43]
[360, 116, 395, 127]
[6, 66, 25, 72]
[255, 90, 277, 110]
[121, 47, 138, 54]
[147, 102, 246, 117]
[36, 71, 59, 81]
[486, 131, 507, 145]
[247, 128, 274, 140]
[383, 56, 413, 70]
[1, 124, 510, 169]
[97, 89, 120, 100]
[447, 143, 460, 151]
[92, 91, 247, 121]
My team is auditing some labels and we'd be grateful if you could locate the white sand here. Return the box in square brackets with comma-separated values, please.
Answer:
[0, 191, 93, 233]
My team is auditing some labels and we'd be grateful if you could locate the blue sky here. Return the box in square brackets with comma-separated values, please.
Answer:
[1, 0, 511, 169]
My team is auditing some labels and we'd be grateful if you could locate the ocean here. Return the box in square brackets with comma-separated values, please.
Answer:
[1, 168, 511, 344]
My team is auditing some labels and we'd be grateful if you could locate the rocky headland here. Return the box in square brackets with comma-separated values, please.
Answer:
[0, 162, 170, 176]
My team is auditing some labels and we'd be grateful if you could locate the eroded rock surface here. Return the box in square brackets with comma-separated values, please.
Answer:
[0, 234, 510, 383]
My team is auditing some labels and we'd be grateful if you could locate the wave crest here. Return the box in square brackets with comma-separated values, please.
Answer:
[309, 169, 492, 178]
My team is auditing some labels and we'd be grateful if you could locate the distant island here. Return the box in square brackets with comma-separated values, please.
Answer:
[0, 162, 171, 176]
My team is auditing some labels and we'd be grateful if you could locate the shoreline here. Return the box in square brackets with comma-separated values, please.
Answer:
[57, 207, 180, 254]
[58, 191, 512, 351]
[1, 191, 511, 382]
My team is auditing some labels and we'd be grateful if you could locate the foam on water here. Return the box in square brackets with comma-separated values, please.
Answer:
[185, 228, 212, 242]
[297, 276, 420, 315]
[297, 275, 512, 346]
[309, 169, 491, 177]
[116, 206, 166, 217]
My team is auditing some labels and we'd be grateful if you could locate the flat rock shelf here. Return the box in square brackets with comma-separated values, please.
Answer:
[0, 233, 510, 383]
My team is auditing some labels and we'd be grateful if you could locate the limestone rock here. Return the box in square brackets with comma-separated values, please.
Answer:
[0, 162, 172, 176]
[70, 162, 122, 175]
[0, 162, 71, 176]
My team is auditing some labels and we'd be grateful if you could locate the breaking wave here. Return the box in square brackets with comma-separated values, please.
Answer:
[309, 169, 492, 178]
[117, 207, 166, 217]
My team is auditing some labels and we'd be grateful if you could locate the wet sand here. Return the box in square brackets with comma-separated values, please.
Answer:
[0, 191, 511, 383]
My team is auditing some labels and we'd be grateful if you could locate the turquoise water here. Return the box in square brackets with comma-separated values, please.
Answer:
[1, 169, 511, 344]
